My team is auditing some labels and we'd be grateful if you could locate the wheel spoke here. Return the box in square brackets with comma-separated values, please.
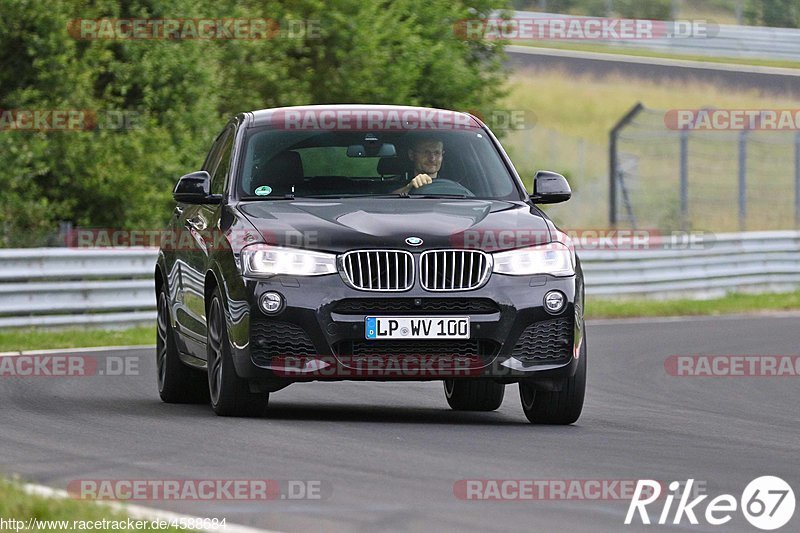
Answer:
[210, 354, 222, 401]
[157, 308, 166, 334]
[207, 298, 224, 404]
[157, 346, 167, 384]
[208, 302, 221, 348]
[156, 294, 168, 388]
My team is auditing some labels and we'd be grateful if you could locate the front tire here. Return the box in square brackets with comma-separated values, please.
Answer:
[519, 337, 586, 425]
[207, 289, 268, 417]
[156, 286, 208, 404]
[443, 379, 505, 411]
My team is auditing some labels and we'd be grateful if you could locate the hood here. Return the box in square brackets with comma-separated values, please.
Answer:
[236, 198, 553, 253]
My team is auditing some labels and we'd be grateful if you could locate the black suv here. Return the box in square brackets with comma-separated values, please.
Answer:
[155, 105, 585, 424]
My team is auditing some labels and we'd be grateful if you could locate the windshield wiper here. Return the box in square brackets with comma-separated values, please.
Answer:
[242, 193, 470, 200]
[239, 196, 297, 201]
[289, 193, 408, 199]
[409, 194, 469, 199]
[293, 193, 470, 199]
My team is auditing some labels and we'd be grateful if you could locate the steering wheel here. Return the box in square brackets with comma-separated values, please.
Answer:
[410, 178, 474, 197]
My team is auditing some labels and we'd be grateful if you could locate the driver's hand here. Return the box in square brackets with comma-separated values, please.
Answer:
[409, 173, 433, 189]
[391, 173, 434, 195]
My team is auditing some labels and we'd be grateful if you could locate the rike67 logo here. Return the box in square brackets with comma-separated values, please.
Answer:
[626, 477, 795, 530]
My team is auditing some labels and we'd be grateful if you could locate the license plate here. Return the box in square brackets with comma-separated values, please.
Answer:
[365, 316, 470, 340]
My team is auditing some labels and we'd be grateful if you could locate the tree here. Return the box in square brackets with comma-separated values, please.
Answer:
[0, 0, 222, 245]
[0, 0, 509, 246]
[745, 0, 800, 28]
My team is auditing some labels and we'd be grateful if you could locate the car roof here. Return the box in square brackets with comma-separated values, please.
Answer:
[247, 104, 483, 129]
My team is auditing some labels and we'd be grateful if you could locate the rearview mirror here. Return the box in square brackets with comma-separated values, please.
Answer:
[172, 171, 222, 204]
[529, 171, 571, 204]
[347, 143, 397, 158]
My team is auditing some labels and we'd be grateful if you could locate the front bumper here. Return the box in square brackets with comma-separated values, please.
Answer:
[227, 270, 584, 384]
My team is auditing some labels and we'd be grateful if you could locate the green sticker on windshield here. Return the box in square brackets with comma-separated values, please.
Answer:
[254, 185, 272, 196]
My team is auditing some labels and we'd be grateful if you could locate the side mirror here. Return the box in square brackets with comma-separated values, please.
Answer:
[172, 171, 222, 204]
[529, 171, 571, 204]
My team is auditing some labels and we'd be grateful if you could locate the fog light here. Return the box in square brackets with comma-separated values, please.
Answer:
[260, 291, 285, 315]
[544, 290, 566, 314]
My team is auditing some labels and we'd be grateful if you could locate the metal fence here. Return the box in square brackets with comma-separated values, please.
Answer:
[501, 126, 609, 229]
[1, 234, 799, 328]
[609, 104, 800, 232]
[0, 248, 157, 328]
[512, 10, 800, 61]
[580, 230, 800, 297]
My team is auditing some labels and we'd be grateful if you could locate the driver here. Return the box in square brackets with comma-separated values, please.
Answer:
[392, 137, 445, 194]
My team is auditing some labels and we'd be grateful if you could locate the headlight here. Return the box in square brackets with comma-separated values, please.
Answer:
[492, 243, 575, 276]
[240, 244, 337, 277]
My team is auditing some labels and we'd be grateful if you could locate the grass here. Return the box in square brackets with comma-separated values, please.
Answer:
[501, 69, 799, 146]
[670, 0, 741, 25]
[500, 69, 800, 230]
[0, 478, 183, 532]
[0, 325, 154, 352]
[587, 290, 800, 318]
[514, 42, 800, 70]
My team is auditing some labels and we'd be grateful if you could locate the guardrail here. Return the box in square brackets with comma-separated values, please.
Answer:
[579, 231, 800, 297]
[511, 11, 800, 61]
[0, 248, 157, 328]
[1, 231, 799, 328]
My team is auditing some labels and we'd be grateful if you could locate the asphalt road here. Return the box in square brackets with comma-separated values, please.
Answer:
[1, 315, 798, 532]
[507, 46, 800, 97]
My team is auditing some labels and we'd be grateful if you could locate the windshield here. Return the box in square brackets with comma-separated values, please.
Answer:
[237, 128, 521, 200]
